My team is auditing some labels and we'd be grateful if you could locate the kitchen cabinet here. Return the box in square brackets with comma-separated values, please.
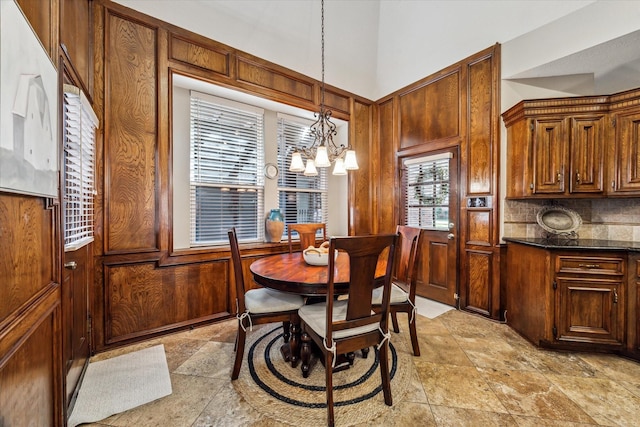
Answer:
[554, 255, 624, 346]
[503, 97, 608, 198]
[504, 238, 640, 355]
[610, 109, 640, 195]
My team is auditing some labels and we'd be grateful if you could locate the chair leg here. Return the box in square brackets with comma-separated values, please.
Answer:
[326, 349, 335, 427]
[231, 324, 247, 380]
[282, 320, 291, 342]
[300, 331, 312, 378]
[391, 311, 400, 333]
[408, 314, 421, 356]
[378, 341, 393, 406]
[361, 347, 370, 359]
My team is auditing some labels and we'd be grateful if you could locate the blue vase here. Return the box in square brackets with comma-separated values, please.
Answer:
[265, 209, 285, 242]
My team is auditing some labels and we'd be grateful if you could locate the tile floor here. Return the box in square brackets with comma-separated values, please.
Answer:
[83, 300, 640, 426]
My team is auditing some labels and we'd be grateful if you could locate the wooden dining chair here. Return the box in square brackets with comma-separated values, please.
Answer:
[228, 228, 305, 380]
[298, 234, 398, 427]
[372, 225, 424, 356]
[287, 223, 327, 253]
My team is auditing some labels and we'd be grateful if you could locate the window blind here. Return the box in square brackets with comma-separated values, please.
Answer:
[190, 92, 265, 245]
[277, 114, 328, 238]
[403, 153, 451, 230]
[63, 84, 98, 251]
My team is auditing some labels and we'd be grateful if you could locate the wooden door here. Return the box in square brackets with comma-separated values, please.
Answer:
[412, 149, 458, 306]
[555, 277, 623, 346]
[533, 118, 567, 194]
[570, 116, 605, 194]
[63, 244, 91, 408]
[613, 110, 640, 195]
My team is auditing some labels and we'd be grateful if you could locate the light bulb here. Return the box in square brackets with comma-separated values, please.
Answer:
[289, 152, 305, 172]
[303, 159, 318, 176]
[314, 145, 331, 168]
[344, 150, 359, 170]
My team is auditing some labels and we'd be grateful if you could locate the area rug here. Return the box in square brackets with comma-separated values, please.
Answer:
[67, 344, 172, 427]
[234, 326, 413, 426]
[415, 296, 454, 319]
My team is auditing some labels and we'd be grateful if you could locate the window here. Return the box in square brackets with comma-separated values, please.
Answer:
[403, 153, 451, 230]
[190, 92, 264, 245]
[277, 114, 328, 238]
[62, 85, 98, 250]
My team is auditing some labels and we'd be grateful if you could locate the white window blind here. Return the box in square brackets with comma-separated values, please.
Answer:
[63, 84, 98, 251]
[190, 92, 265, 245]
[277, 113, 328, 238]
[403, 153, 451, 230]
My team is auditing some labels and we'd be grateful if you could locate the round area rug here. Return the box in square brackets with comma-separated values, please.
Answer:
[234, 325, 413, 426]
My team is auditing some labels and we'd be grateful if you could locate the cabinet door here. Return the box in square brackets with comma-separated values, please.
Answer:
[612, 110, 640, 195]
[533, 118, 567, 194]
[570, 116, 605, 194]
[556, 277, 623, 346]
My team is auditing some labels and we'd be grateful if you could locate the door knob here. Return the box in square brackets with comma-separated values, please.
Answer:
[447, 233, 455, 240]
[64, 261, 77, 270]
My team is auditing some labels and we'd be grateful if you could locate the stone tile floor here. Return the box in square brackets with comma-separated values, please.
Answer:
[82, 300, 640, 426]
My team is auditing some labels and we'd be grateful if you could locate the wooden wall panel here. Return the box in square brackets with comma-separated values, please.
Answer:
[105, 260, 230, 344]
[104, 12, 158, 252]
[169, 34, 230, 76]
[236, 57, 314, 104]
[0, 293, 61, 427]
[0, 195, 56, 325]
[466, 210, 491, 246]
[467, 56, 493, 195]
[465, 250, 492, 316]
[349, 99, 374, 235]
[377, 98, 397, 233]
[0, 195, 62, 427]
[60, 0, 92, 92]
[399, 72, 460, 149]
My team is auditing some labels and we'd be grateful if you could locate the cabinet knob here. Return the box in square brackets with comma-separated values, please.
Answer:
[64, 261, 77, 270]
[447, 233, 455, 240]
[576, 171, 580, 183]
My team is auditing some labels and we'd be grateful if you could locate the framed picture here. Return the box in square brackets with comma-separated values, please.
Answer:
[0, 0, 58, 198]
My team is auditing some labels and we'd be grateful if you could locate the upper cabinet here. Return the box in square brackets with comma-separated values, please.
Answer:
[503, 88, 640, 199]
[610, 90, 640, 195]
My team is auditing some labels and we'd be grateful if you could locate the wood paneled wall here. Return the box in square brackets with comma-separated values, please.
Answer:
[375, 45, 503, 319]
[91, 1, 377, 351]
[0, 195, 63, 426]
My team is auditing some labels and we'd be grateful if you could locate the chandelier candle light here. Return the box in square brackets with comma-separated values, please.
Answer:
[289, 0, 359, 176]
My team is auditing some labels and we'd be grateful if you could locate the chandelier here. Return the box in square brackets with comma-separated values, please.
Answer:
[289, 0, 358, 176]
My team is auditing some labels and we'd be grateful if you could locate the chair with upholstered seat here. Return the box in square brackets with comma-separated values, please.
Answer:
[372, 225, 424, 356]
[228, 228, 305, 380]
[287, 223, 327, 253]
[298, 234, 397, 427]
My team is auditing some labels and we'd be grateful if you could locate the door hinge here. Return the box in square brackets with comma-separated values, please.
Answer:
[553, 326, 557, 338]
[612, 118, 616, 127]
[553, 280, 557, 290]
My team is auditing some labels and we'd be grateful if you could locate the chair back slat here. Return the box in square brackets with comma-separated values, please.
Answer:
[395, 225, 424, 300]
[288, 223, 327, 253]
[325, 234, 397, 339]
[228, 228, 247, 313]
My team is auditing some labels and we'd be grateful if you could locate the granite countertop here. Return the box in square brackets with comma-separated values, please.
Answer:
[503, 237, 640, 252]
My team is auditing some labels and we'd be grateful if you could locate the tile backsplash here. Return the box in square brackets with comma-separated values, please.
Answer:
[503, 198, 640, 242]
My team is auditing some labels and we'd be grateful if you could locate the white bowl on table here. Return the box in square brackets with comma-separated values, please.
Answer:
[302, 248, 338, 266]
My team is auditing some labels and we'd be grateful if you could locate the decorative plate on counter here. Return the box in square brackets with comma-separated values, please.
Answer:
[536, 205, 582, 235]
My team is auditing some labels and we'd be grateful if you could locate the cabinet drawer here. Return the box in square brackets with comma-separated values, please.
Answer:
[556, 256, 624, 276]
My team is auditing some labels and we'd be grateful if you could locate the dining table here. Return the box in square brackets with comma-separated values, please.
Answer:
[250, 251, 387, 371]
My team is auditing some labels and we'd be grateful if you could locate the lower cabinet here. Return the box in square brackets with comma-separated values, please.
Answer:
[506, 241, 628, 352]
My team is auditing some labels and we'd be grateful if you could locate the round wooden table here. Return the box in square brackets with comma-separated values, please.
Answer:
[249, 252, 353, 296]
